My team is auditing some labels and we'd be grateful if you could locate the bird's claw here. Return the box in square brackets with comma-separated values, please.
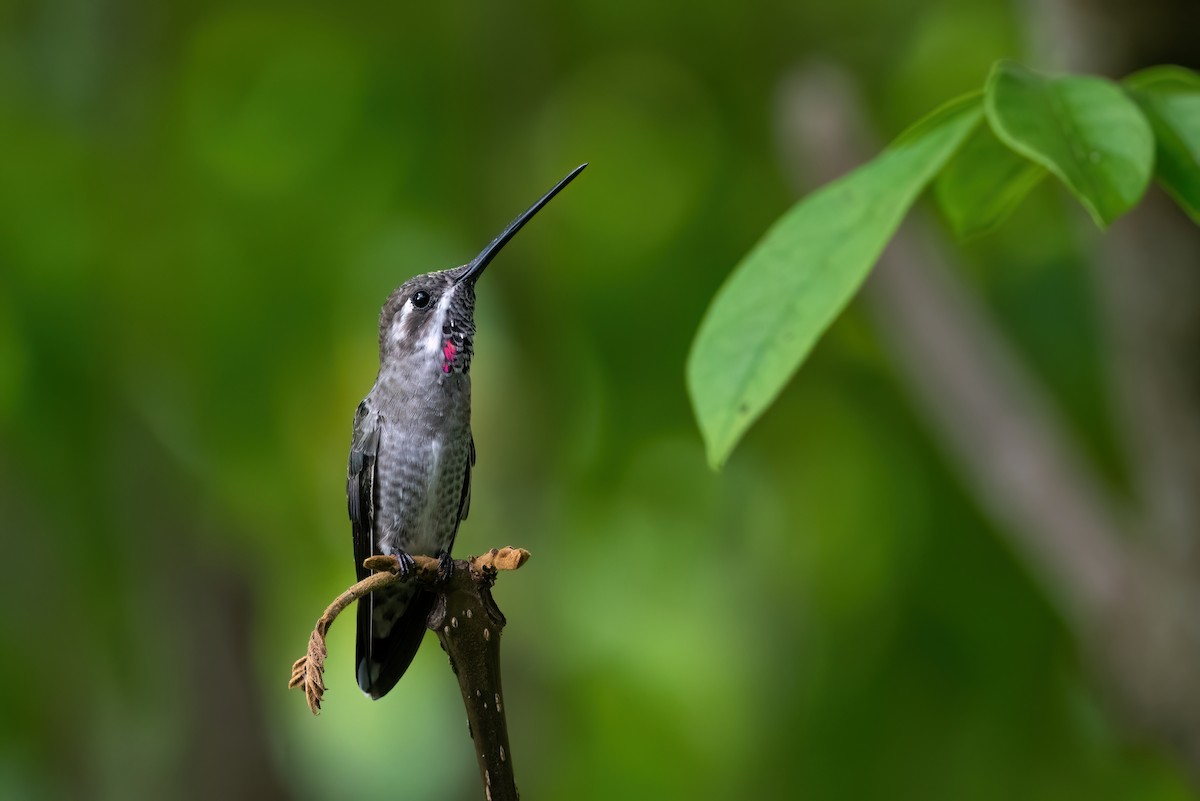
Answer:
[393, 550, 417, 578]
[436, 550, 455, 583]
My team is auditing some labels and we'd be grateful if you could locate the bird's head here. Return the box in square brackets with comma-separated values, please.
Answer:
[376, 164, 586, 377]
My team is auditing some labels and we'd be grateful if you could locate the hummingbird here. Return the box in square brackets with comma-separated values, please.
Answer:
[347, 164, 586, 699]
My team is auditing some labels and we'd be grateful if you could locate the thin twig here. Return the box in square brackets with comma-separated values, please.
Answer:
[288, 548, 528, 713]
[287, 556, 436, 714]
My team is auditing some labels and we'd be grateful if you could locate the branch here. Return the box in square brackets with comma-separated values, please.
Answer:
[289, 547, 530, 801]
[1026, 0, 1200, 572]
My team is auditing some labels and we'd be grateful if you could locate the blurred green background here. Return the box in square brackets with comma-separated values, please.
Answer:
[1, 0, 1197, 799]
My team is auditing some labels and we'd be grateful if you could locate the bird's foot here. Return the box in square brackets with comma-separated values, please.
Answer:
[391, 550, 417, 578]
[436, 549, 455, 583]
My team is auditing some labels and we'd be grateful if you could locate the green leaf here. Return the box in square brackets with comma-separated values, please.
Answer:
[891, 90, 982, 148]
[935, 122, 1045, 238]
[686, 97, 983, 468]
[985, 60, 1154, 228]
[1125, 65, 1200, 224]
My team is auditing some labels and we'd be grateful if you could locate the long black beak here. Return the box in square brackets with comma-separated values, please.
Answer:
[457, 163, 587, 285]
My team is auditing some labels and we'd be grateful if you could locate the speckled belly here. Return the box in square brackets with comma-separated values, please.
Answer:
[374, 427, 469, 557]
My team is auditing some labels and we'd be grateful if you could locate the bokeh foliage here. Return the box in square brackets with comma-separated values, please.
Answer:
[689, 61, 1197, 469]
[0, 1, 1194, 800]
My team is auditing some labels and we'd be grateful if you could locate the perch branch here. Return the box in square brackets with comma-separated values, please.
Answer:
[289, 547, 530, 801]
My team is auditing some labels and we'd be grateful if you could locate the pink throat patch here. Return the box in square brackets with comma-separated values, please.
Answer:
[441, 340, 458, 373]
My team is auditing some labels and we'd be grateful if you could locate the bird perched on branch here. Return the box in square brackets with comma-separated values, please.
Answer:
[347, 164, 586, 698]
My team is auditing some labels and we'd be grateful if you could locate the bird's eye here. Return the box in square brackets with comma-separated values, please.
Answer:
[411, 291, 431, 309]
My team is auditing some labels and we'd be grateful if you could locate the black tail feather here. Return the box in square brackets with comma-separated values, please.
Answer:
[355, 587, 436, 699]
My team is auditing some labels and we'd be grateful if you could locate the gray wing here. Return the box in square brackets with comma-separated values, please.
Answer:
[347, 400, 381, 582]
[455, 433, 475, 526]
